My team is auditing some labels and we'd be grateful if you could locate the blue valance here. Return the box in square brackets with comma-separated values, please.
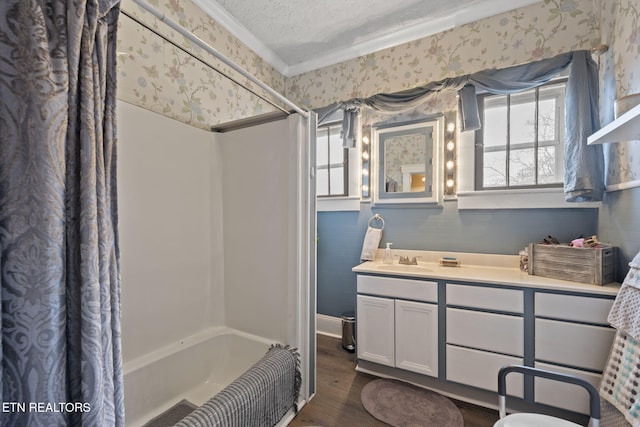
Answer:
[317, 50, 603, 202]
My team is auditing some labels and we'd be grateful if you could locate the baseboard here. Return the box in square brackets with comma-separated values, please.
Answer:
[316, 314, 342, 339]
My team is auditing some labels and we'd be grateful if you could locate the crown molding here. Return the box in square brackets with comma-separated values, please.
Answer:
[193, 0, 543, 78]
[191, 0, 289, 74]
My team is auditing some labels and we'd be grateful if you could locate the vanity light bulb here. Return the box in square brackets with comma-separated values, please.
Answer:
[447, 141, 455, 151]
[362, 184, 369, 192]
[447, 122, 455, 133]
[446, 160, 454, 170]
[362, 169, 369, 176]
[362, 136, 369, 145]
[446, 179, 455, 188]
[362, 151, 369, 160]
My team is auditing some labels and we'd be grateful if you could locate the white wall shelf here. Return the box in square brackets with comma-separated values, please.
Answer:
[588, 103, 640, 145]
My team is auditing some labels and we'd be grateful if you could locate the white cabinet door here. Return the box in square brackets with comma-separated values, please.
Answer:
[395, 300, 438, 377]
[357, 295, 395, 367]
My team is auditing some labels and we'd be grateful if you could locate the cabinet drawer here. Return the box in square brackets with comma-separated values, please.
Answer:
[447, 308, 523, 356]
[446, 345, 523, 396]
[535, 318, 615, 371]
[358, 275, 438, 302]
[535, 293, 613, 325]
[534, 362, 602, 415]
[447, 284, 523, 313]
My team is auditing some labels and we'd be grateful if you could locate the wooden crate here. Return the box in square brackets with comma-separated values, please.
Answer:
[528, 243, 617, 285]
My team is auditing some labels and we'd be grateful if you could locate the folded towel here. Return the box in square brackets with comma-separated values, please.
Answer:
[608, 251, 640, 341]
[360, 226, 382, 261]
[608, 284, 640, 342]
[627, 251, 640, 289]
[600, 332, 640, 426]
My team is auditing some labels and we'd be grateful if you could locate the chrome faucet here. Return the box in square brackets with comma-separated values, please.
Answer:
[399, 256, 418, 265]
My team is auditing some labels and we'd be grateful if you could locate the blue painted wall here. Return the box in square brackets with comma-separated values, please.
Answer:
[598, 186, 640, 281]
[317, 202, 600, 317]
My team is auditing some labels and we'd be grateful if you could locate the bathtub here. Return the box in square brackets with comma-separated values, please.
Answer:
[123, 327, 284, 426]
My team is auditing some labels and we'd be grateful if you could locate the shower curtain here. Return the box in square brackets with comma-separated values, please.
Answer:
[0, 1, 123, 426]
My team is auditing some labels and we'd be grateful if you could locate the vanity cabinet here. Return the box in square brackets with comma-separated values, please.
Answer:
[446, 284, 525, 396]
[533, 292, 615, 414]
[357, 275, 438, 377]
[353, 261, 619, 419]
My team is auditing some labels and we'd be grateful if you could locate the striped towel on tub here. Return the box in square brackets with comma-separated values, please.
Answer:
[175, 344, 301, 427]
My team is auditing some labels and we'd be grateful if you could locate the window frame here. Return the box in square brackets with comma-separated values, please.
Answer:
[456, 75, 600, 210]
[474, 79, 567, 191]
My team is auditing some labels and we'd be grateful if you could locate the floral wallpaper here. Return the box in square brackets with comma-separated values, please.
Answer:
[116, 0, 638, 188]
[285, 0, 639, 189]
[600, 0, 640, 188]
[285, 0, 600, 110]
[284, 0, 603, 187]
[117, 0, 287, 130]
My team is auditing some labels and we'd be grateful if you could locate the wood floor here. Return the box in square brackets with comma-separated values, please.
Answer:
[289, 334, 499, 427]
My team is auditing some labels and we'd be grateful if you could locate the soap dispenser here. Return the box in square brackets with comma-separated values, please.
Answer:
[383, 243, 393, 264]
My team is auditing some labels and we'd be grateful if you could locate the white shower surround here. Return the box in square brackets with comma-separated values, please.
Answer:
[117, 100, 314, 423]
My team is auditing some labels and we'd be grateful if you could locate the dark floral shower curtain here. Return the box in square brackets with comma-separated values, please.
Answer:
[0, 1, 123, 425]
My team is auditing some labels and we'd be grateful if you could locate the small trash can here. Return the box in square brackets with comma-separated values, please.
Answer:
[341, 312, 356, 352]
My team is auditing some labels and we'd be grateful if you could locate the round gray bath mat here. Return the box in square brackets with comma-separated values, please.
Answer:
[361, 378, 464, 427]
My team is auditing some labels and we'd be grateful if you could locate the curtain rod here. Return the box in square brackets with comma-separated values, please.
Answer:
[127, 0, 308, 118]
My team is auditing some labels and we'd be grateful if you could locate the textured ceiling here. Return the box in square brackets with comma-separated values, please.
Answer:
[192, 0, 542, 76]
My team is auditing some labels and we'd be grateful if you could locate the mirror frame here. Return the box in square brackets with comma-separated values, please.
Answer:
[372, 116, 444, 205]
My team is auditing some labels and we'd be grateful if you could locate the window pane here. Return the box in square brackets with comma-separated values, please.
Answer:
[538, 83, 564, 185]
[538, 145, 560, 184]
[483, 95, 508, 148]
[509, 147, 535, 186]
[509, 90, 536, 186]
[538, 98, 557, 142]
[316, 168, 328, 196]
[329, 166, 344, 195]
[484, 150, 507, 187]
[510, 90, 536, 145]
[316, 129, 328, 166]
[328, 125, 343, 164]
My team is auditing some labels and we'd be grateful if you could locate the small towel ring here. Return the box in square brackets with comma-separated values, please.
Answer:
[368, 214, 385, 230]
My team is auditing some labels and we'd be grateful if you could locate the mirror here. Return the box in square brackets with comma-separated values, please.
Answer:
[372, 117, 443, 205]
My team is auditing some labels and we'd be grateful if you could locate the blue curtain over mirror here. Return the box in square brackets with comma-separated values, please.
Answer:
[318, 50, 604, 202]
[0, 1, 124, 425]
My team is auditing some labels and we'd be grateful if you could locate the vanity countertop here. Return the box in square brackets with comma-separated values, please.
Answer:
[353, 249, 620, 296]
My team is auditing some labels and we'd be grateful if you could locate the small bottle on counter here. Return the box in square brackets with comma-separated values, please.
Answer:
[383, 242, 393, 264]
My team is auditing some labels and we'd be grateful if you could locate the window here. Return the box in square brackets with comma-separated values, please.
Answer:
[316, 122, 348, 197]
[476, 81, 566, 190]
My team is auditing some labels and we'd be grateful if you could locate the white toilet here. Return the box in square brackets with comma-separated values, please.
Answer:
[494, 413, 584, 426]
